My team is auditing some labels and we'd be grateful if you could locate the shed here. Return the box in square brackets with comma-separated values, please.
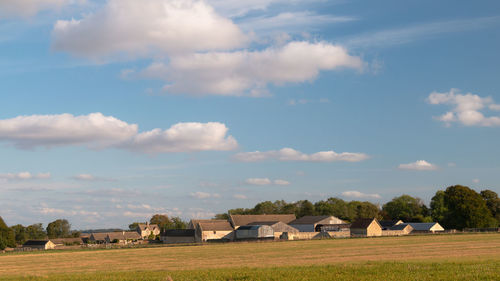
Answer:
[190, 220, 234, 242]
[161, 229, 196, 244]
[229, 214, 296, 229]
[289, 216, 346, 232]
[350, 218, 382, 237]
[400, 222, 445, 233]
[247, 221, 298, 239]
[379, 220, 404, 230]
[316, 223, 351, 233]
[236, 225, 274, 240]
[22, 240, 55, 250]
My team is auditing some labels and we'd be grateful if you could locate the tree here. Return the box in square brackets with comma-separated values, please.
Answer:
[0, 216, 15, 249]
[46, 219, 71, 239]
[382, 195, 429, 222]
[480, 190, 500, 227]
[171, 217, 187, 229]
[26, 223, 46, 240]
[296, 200, 315, 217]
[346, 201, 381, 222]
[442, 185, 496, 229]
[430, 191, 448, 223]
[129, 222, 140, 231]
[10, 224, 27, 245]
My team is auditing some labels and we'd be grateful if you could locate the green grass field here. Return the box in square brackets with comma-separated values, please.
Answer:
[1, 233, 499, 280]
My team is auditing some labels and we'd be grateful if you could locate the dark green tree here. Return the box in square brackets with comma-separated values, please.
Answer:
[296, 200, 315, 217]
[46, 219, 71, 239]
[430, 190, 448, 223]
[382, 195, 429, 222]
[0, 216, 15, 249]
[10, 224, 27, 245]
[129, 222, 140, 231]
[26, 223, 46, 240]
[442, 185, 496, 229]
[480, 190, 500, 227]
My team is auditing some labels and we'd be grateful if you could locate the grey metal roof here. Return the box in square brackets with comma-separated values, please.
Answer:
[400, 222, 443, 231]
[23, 240, 49, 246]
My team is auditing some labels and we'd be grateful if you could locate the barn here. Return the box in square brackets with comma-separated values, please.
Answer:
[350, 218, 383, 237]
[22, 240, 56, 250]
[289, 216, 346, 232]
[247, 221, 299, 239]
[235, 225, 274, 240]
[229, 214, 296, 229]
[161, 229, 196, 244]
[189, 220, 234, 242]
[379, 220, 404, 230]
[400, 222, 445, 233]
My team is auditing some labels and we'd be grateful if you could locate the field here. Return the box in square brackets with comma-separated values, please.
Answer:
[0, 233, 499, 280]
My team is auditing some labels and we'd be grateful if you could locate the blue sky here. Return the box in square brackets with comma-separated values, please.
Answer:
[0, 0, 499, 229]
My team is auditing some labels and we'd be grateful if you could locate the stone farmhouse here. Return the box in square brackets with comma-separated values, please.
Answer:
[189, 219, 234, 242]
[350, 218, 383, 237]
[22, 240, 56, 250]
[136, 223, 160, 239]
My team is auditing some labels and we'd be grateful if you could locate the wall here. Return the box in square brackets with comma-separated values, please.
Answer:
[367, 222, 382, 237]
[162, 236, 196, 244]
[202, 230, 234, 241]
[381, 230, 407, 236]
[282, 231, 349, 240]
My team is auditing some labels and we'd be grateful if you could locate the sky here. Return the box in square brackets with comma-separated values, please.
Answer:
[0, 0, 499, 229]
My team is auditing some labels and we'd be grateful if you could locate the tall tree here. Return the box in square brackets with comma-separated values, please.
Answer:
[480, 190, 500, 227]
[46, 219, 71, 239]
[26, 223, 46, 240]
[430, 190, 448, 223]
[10, 224, 27, 245]
[0, 216, 15, 249]
[442, 185, 496, 229]
[382, 195, 429, 222]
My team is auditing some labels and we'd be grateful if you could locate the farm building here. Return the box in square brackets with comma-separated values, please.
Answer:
[161, 229, 196, 244]
[136, 223, 160, 238]
[316, 223, 351, 233]
[107, 231, 142, 244]
[350, 218, 383, 237]
[22, 240, 56, 250]
[229, 214, 296, 229]
[382, 224, 414, 236]
[399, 222, 445, 233]
[289, 216, 346, 232]
[190, 220, 234, 242]
[235, 225, 274, 240]
[89, 233, 108, 244]
[379, 220, 404, 230]
[247, 221, 299, 239]
[51, 238, 84, 247]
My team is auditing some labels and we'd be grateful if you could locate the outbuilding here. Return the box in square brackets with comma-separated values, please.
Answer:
[289, 216, 346, 232]
[22, 240, 55, 250]
[190, 220, 234, 242]
[229, 214, 296, 229]
[350, 218, 383, 237]
[400, 222, 445, 233]
[235, 225, 274, 240]
[247, 221, 299, 239]
[161, 229, 196, 244]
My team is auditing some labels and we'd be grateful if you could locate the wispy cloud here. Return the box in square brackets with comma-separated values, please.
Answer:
[398, 160, 439, 171]
[235, 147, 369, 163]
[344, 16, 500, 49]
[341, 190, 381, 200]
[245, 178, 290, 186]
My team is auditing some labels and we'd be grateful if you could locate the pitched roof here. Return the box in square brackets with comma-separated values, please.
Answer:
[229, 214, 296, 226]
[23, 240, 50, 246]
[247, 221, 299, 233]
[123, 231, 142, 240]
[400, 222, 444, 231]
[379, 220, 403, 229]
[137, 223, 159, 231]
[390, 224, 414, 231]
[289, 216, 345, 225]
[191, 220, 233, 231]
[50, 238, 83, 245]
[90, 233, 108, 241]
[350, 218, 381, 229]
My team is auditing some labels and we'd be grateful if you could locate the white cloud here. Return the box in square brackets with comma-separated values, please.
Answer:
[235, 147, 369, 163]
[126, 122, 238, 153]
[398, 160, 439, 171]
[72, 174, 95, 181]
[233, 194, 248, 199]
[341, 191, 381, 200]
[142, 41, 363, 96]
[239, 12, 356, 33]
[0, 0, 80, 19]
[345, 17, 500, 49]
[190, 191, 220, 199]
[245, 178, 290, 186]
[0, 113, 238, 153]
[52, 0, 247, 60]
[245, 178, 272, 185]
[287, 98, 330, 106]
[428, 88, 500, 127]
[206, 0, 326, 18]
[0, 172, 51, 181]
[473, 179, 480, 183]
[273, 179, 290, 186]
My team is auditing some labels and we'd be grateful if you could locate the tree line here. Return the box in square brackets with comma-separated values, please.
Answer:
[215, 185, 500, 230]
[0, 219, 80, 250]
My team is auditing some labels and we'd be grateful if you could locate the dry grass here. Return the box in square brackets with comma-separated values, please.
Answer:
[0, 233, 499, 279]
